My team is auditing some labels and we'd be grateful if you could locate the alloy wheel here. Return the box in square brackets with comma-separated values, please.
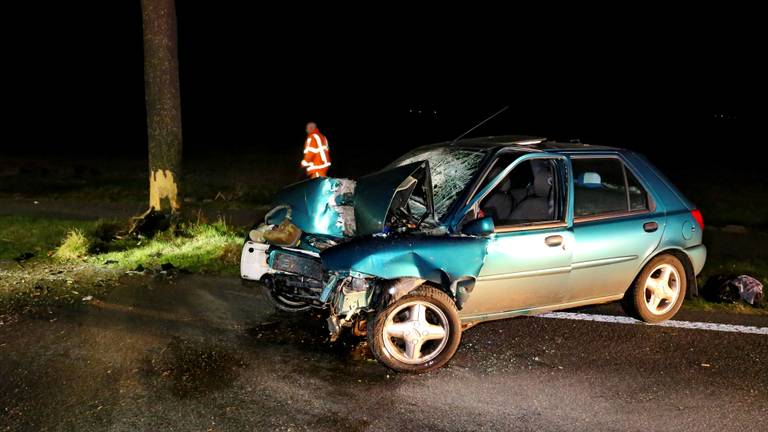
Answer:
[382, 300, 450, 365]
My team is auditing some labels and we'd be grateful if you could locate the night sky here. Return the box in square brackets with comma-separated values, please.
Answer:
[4, 3, 759, 179]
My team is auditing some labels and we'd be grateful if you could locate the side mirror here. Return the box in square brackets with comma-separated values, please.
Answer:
[461, 216, 495, 236]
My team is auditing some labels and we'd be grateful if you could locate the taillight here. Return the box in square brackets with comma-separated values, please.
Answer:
[691, 209, 704, 230]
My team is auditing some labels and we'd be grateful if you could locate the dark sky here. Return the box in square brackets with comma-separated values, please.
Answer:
[3, 3, 760, 177]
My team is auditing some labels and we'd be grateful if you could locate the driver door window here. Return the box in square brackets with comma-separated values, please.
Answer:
[477, 158, 563, 228]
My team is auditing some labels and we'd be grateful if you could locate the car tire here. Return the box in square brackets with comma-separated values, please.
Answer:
[622, 254, 687, 323]
[367, 285, 462, 373]
[261, 278, 312, 313]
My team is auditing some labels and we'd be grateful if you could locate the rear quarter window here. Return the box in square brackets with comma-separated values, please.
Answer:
[572, 156, 651, 218]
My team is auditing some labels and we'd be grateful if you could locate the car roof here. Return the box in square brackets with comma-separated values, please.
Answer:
[439, 135, 621, 153]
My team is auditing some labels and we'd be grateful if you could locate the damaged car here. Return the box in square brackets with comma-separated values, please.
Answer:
[241, 136, 707, 373]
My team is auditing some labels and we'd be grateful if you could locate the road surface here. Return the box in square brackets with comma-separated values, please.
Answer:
[2, 274, 767, 431]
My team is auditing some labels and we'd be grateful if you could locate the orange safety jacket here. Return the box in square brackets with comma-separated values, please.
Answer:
[300, 130, 331, 178]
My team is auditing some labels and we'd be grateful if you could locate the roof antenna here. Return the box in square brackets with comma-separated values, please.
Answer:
[450, 105, 509, 145]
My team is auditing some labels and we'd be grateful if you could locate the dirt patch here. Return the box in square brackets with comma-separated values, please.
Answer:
[141, 337, 247, 399]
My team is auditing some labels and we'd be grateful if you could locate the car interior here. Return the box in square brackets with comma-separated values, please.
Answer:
[463, 155, 651, 229]
[571, 158, 650, 217]
[478, 159, 559, 226]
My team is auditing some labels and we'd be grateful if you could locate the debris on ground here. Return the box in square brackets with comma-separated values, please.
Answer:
[703, 274, 764, 305]
[128, 208, 173, 238]
[13, 251, 35, 266]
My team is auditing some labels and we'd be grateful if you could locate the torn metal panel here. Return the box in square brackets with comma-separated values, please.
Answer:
[380, 277, 425, 302]
[269, 177, 356, 238]
[321, 235, 490, 284]
[269, 161, 438, 240]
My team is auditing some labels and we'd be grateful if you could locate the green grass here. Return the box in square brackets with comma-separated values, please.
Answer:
[1, 217, 243, 314]
[0, 215, 100, 261]
[0, 214, 242, 274]
[53, 229, 90, 260]
[89, 220, 242, 274]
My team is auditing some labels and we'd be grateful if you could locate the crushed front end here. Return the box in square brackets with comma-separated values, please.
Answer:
[240, 158, 488, 342]
[241, 161, 436, 339]
[241, 238, 381, 339]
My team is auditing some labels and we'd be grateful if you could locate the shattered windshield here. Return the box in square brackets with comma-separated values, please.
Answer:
[389, 147, 487, 219]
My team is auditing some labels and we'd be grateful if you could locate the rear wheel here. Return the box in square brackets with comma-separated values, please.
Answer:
[622, 254, 686, 323]
[367, 286, 461, 373]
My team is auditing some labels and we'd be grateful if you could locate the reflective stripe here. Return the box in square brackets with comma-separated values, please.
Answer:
[538, 312, 768, 335]
[306, 162, 331, 171]
[311, 134, 329, 164]
[302, 134, 330, 173]
[318, 146, 328, 163]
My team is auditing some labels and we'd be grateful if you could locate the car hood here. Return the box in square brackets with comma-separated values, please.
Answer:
[269, 161, 434, 238]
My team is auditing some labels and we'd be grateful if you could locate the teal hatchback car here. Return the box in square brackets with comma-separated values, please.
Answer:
[241, 136, 706, 372]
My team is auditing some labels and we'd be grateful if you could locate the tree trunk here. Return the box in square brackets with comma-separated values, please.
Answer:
[141, 0, 182, 212]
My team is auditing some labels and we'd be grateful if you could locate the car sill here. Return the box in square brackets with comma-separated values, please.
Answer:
[460, 294, 625, 324]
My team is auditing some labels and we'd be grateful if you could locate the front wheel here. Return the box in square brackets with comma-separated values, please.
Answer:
[261, 278, 312, 312]
[367, 286, 462, 373]
[622, 254, 687, 323]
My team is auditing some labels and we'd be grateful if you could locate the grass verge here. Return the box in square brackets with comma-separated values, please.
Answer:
[0, 215, 100, 261]
[1, 216, 243, 315]
[90, 221, 242, 274]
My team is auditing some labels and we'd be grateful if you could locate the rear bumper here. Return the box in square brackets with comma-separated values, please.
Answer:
[685, 244, 707, 276]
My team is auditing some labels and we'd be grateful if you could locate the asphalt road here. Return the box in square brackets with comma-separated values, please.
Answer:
[1, 274, 767, 432]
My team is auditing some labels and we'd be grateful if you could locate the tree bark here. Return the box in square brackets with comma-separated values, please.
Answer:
[141, 0, 182, 212]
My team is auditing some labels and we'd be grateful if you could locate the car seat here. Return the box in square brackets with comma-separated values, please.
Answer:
[508, 167, 553, 222]
[481, 167, 514, 222]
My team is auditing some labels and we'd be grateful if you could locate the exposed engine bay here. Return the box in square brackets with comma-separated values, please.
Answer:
[241, 161, 441, 339]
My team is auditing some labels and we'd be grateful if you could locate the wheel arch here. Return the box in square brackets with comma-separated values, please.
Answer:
[632, 247, 698, 298]
[376, 272, 476, 310]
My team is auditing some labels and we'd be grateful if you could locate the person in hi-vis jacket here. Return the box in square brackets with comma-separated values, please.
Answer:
[300, 122, 331, 178]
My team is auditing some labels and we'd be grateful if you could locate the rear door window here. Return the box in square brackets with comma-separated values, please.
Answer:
[572, 157, 650, 218]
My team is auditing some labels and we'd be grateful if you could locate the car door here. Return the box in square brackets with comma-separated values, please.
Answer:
[455, 152, 575, 317]
[566, 154, 665, 302]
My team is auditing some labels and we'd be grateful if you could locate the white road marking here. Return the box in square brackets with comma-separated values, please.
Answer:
[537, 312, 768, 335]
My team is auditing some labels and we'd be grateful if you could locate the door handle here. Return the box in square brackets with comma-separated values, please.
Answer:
[545, 235, 563, 247]
[643, 221, 659, 233]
